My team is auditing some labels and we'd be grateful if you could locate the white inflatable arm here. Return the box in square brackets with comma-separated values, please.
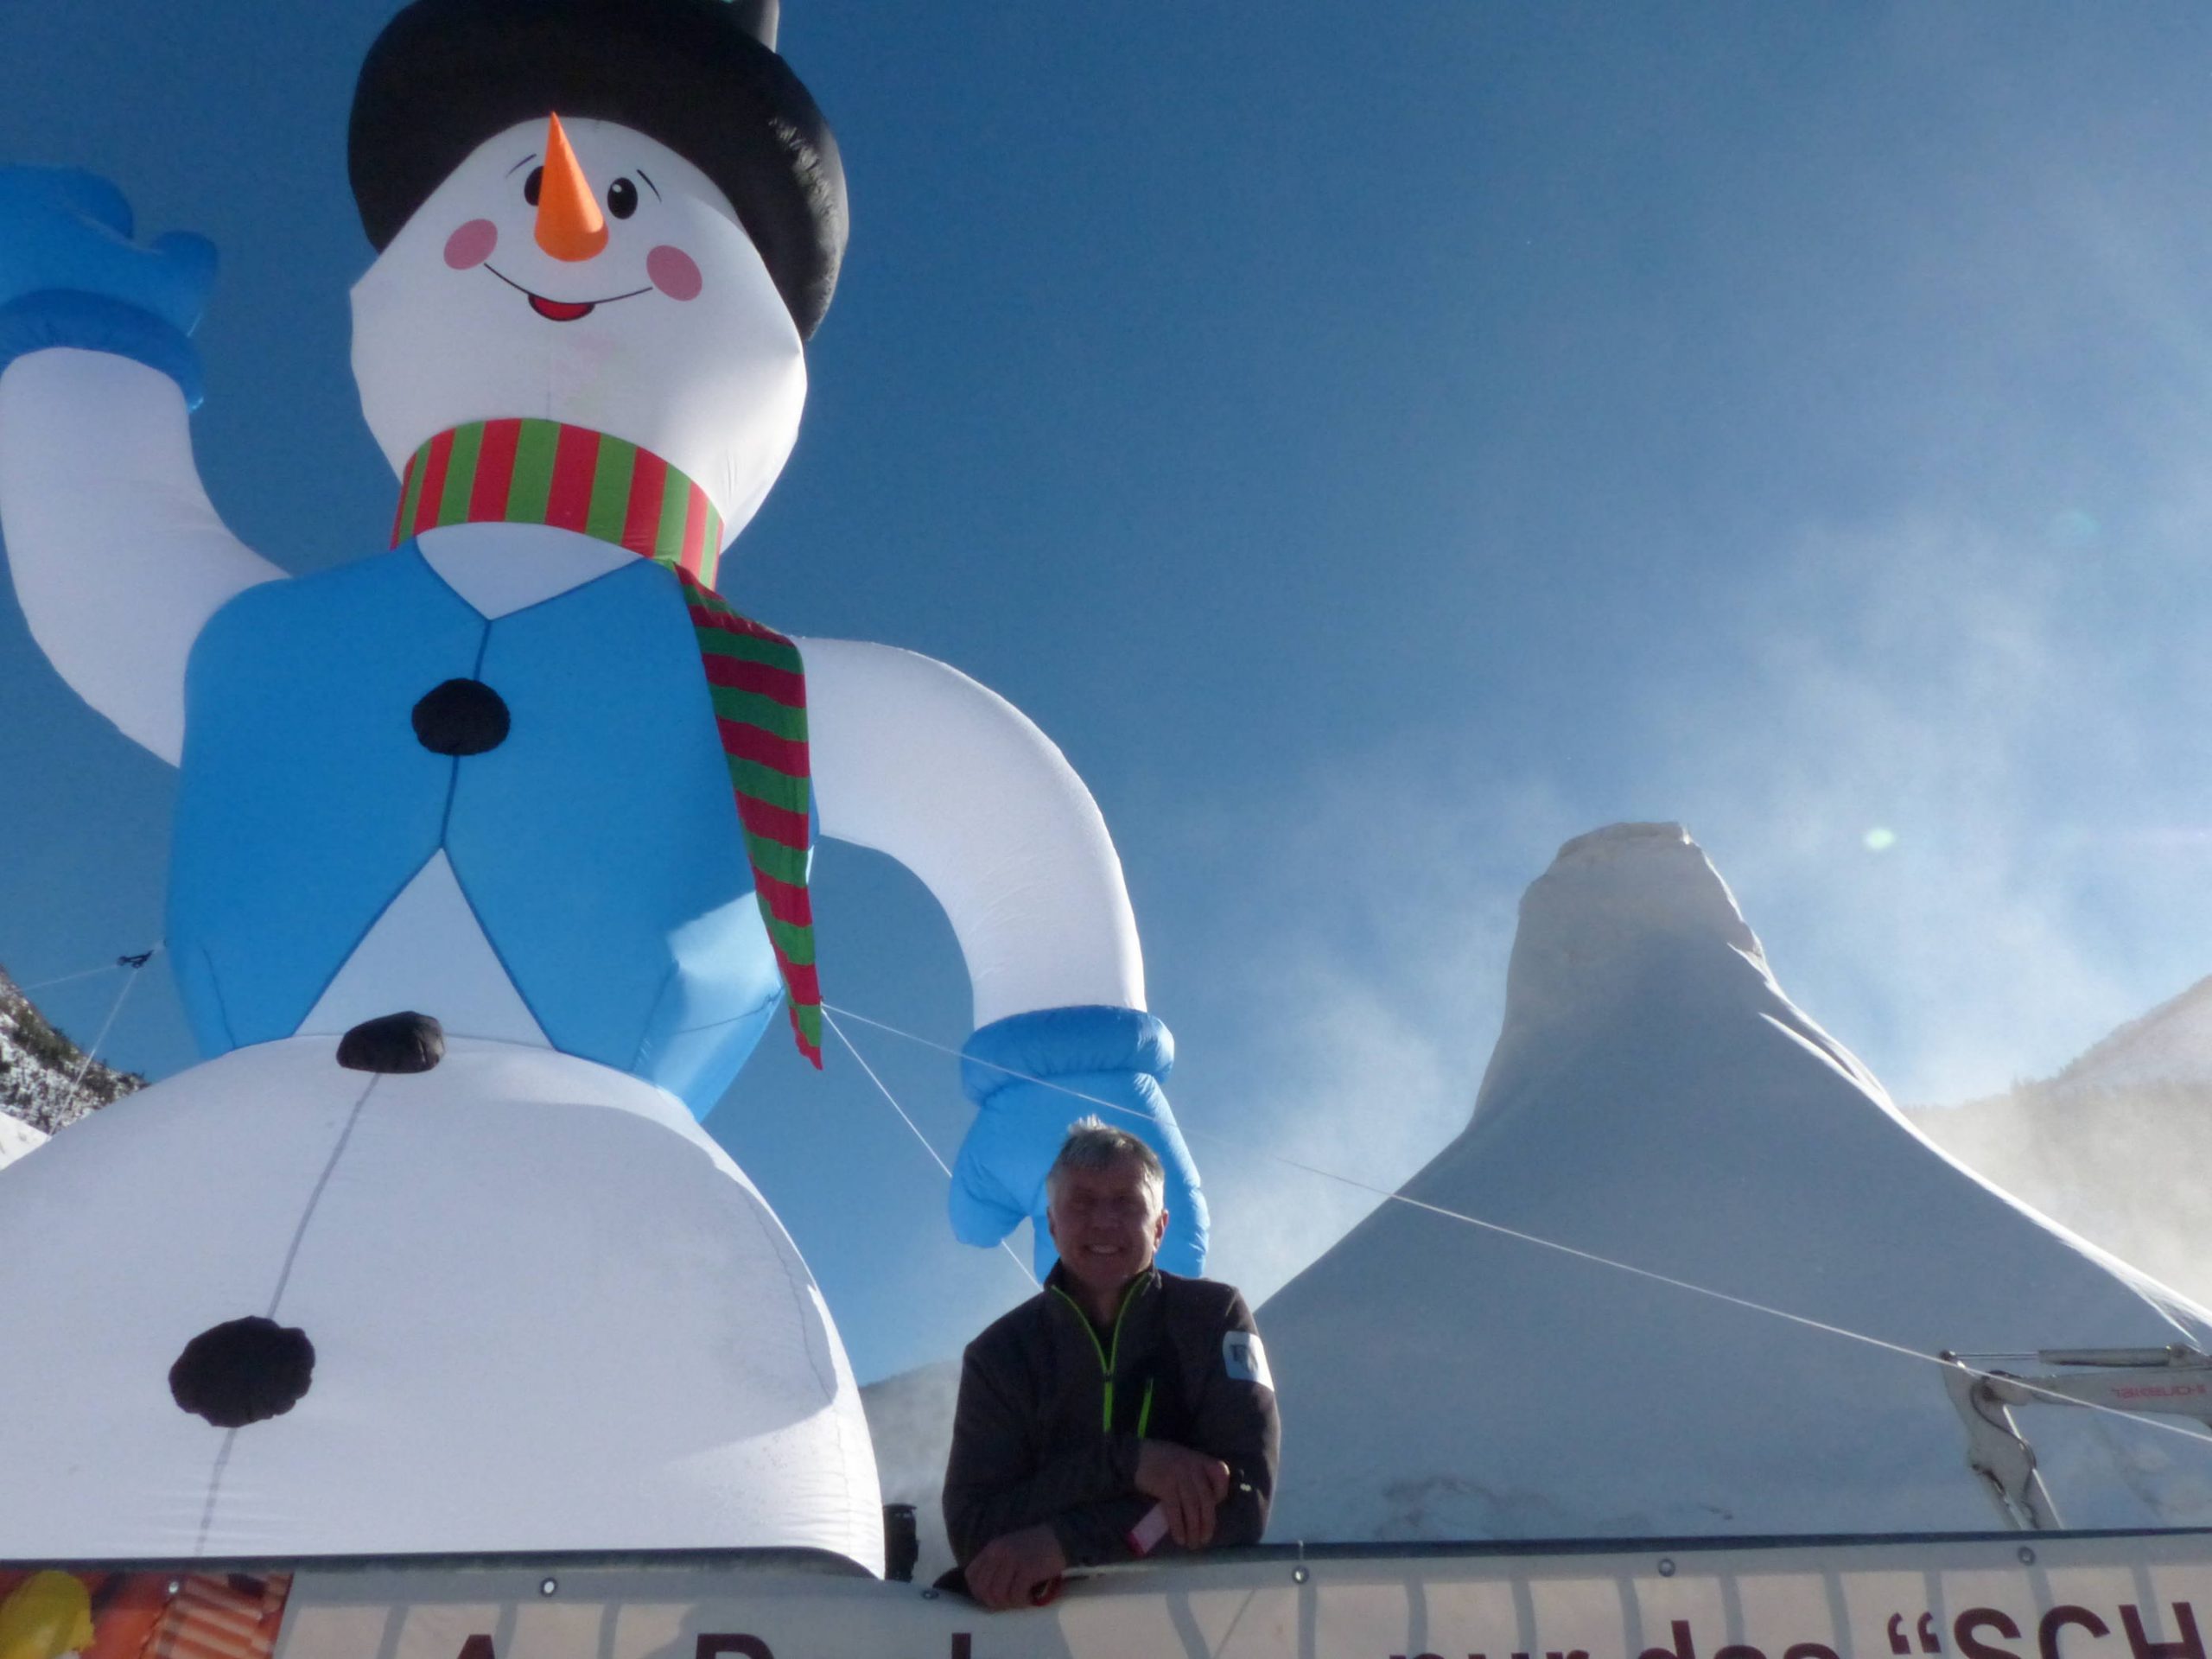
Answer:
[0, 349, 284, 763]
[795, 638, 1147, 1027]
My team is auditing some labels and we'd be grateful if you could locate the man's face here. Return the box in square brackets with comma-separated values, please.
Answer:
[1047, 1156, 1169, 1302]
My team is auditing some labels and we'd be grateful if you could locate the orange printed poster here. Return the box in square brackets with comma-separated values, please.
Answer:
[0, 1570, 290, 1659]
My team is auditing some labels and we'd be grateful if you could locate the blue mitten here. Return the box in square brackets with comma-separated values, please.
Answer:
[0, 167, 218, 406]
[951, 1005, 1210, 1280]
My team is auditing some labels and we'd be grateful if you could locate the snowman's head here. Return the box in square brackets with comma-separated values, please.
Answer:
[353, 115, 805, 543]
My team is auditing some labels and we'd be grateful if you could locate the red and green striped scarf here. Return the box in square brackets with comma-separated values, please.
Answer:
[391, 417, 823, 1067]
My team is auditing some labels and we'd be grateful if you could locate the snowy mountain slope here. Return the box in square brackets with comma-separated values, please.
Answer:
[1259, 823, 2212, 1542]
[1908, 977, 2212, 1310]
[2042, 973, 2212, 1094]
[0, 963, 144, 1139]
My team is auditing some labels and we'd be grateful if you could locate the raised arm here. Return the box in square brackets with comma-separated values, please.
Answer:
[798, 637, 1142, 1023]
[797, 637, 1208, 1274]
[0, 168, 284, 763]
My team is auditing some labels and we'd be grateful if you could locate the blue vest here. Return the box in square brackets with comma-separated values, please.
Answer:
[168, 544, 785, 1116]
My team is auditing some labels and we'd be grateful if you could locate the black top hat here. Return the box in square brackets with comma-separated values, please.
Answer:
[349, 0, 846, 338]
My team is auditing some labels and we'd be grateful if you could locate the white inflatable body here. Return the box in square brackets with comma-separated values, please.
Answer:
[0, 1036, 879, 1563]
[0, 113, 1157, 1567]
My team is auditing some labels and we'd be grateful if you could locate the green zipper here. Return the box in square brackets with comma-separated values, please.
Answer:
[1053, 1277, 1150, 1433]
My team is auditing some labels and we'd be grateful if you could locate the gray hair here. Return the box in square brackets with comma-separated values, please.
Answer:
[1046, 1117, 1166, 1217]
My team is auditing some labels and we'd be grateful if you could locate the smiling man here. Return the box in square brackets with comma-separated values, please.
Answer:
[943, 1118, 1281, 1611]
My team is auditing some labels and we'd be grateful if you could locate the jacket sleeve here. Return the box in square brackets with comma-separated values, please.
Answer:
[943, 1335, 1147, 1567]
[1182, 1287, 1281, 1549]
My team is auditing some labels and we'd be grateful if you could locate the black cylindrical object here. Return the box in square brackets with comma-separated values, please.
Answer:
[881, 1503, 918, 1583]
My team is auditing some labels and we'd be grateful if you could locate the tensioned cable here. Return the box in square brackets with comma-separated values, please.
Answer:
[17, 962, 124, 995]
[54, 947, 157, 1121]
[14, 945, 158, 996]
[822, 1007, 1037, 1290]
[823, 1000, 2212, 1451]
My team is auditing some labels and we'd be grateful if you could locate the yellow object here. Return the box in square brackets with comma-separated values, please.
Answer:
[0, 1573, 95, 1659]
[535, 111, 608, 262]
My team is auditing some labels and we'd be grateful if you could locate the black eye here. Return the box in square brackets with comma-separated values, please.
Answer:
[523, 166, 543, 207]
[607, 177, 639, 219]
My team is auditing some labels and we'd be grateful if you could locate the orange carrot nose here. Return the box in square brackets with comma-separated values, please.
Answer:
[534, 113, 607, 262]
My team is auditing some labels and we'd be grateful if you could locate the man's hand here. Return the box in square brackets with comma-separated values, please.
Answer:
[1135, 1438, 1231, 1548]
[964, 1522, 1068, 1611]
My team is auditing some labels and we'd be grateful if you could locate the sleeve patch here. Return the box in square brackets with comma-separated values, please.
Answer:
[1223, 1330, 1273, 1390]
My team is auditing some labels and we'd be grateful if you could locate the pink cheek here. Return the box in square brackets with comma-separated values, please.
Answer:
[647, 244, 703, 302]
[443, 219, 499, 270]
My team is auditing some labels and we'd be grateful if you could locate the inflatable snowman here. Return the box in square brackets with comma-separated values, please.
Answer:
[0, 0, 1205, 1566]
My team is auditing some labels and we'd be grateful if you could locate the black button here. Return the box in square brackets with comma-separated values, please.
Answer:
[338, 1010, 445, 1074]
[413, 678, 509, 755]
[170, 1316, 315, 1427]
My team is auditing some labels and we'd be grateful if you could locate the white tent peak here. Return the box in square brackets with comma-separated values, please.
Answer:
[1500, 823, 1766, 1039]
[1537, 821, 1758, 956]
[1469, 822, 1879, 1149]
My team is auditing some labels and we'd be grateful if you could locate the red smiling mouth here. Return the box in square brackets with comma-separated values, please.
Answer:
[486, 265, 650, 323]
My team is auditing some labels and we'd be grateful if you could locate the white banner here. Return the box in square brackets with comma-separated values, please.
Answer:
[10, 1533, 2204, 1659]
[161, 1531, 2209, 1659]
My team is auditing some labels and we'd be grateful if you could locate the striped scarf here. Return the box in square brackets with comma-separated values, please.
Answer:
[391, 418, 823, 1067]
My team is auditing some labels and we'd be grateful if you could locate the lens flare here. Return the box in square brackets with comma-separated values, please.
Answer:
[2048, 509, 2100, 548]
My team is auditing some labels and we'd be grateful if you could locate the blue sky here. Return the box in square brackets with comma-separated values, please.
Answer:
[8, 3, 2212, 1381]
